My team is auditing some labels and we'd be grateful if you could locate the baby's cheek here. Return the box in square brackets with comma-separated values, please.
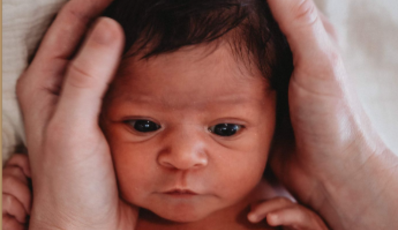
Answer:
[214, 151, 266, 201]
[111, 145, 155, 203]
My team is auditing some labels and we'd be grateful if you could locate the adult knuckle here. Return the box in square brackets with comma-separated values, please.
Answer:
[68, 62, 97, 89]
[66, 7, 91, 24]
[293, 0, 318, 26]
[64, 0, 100, 23]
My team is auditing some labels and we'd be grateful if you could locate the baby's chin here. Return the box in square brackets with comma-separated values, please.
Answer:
[139, 201, 217, 223]
[149, 207, 212, 223]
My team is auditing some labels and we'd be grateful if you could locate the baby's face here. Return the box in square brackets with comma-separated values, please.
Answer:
[101, 42, 276, 222]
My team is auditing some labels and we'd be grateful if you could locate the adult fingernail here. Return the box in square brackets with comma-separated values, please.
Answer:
[91, 17, 116, 45]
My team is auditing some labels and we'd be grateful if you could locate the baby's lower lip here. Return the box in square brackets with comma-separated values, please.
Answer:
[163, 190, 198, 197]
[164, 193, 198, 198]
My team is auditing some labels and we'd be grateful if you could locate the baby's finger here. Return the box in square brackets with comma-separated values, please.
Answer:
[3, 166, 29, 185]
[54, 17, 124, 129]
[248, 197, 295, 223]
[267, 0, 334, 61]
[2, 177, 32, 215]
[5, 154, 31, 178]
[266, 206, 329, 230]
[2, 214, 26, 230]
[2, 194, 28, 224]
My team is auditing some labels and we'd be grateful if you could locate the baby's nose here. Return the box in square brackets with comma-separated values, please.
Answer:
[157, 127, 208, 171]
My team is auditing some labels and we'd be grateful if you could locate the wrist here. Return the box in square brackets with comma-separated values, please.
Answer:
[316, 145, 398, 230]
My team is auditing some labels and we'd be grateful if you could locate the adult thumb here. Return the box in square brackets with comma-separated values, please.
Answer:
[55, 17, 124, 127]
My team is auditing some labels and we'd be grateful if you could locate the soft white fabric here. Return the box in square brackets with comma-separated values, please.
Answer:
[2, 0, 68, 164]
[2, 0, 398, 164]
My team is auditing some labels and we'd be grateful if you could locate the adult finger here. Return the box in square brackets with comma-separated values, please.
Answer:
[2, 177, 32, 215]
[53, 17, 124, 127]
[33, 0, 114, 65]
[2, 215, 25, 230]
[2, 194, 28, 224]
[267, 0, 334, 60]
[5, 154, 31, 178]
[18, 0, 115, 128]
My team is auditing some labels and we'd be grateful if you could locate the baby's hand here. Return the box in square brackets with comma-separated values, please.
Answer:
[248, 197, 329, 230]
[2, 154, 32, 230]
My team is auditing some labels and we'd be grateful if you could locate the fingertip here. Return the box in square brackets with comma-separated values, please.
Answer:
[247, 213, 259, 223]
[265, 213, 276, 225]
[90, 17, 124, 46]
[57, 16, 124, 124]
[267, 0, 332, 59]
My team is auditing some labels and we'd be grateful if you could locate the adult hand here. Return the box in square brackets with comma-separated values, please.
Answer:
[267, 0, 398, 229]
[16, 0, 138, 229]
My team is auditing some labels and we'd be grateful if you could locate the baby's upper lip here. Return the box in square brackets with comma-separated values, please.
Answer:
[163, 188, 198, 195]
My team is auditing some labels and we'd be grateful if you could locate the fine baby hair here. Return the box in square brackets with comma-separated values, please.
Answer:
[103, 0, 293, 123]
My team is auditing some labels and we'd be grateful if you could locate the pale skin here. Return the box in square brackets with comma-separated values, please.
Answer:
[11, 0, 398, 229]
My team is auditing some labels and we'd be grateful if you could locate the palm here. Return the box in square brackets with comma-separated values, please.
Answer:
[271, 53, 359, 205]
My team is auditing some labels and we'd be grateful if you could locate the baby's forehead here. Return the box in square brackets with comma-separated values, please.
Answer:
[104, 43, 273, 111]
[118, 41, 268, 86]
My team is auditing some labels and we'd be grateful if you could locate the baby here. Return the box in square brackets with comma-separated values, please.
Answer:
[3, 0, 329, 229]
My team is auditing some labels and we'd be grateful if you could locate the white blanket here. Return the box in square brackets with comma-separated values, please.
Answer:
[3, 0, 398, 164]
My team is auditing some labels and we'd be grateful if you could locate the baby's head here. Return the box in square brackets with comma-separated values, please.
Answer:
[101, 0, 292, 223]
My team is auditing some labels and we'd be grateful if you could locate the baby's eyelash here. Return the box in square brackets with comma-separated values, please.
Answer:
[125, 119, 161, 133]
[208, 124, 243, 137]
[123, 120, 244, 137]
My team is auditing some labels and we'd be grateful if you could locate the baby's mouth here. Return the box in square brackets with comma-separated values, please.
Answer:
[164, 189, 198, 195]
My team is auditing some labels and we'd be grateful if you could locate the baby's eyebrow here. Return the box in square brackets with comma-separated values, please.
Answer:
[116, 95, 264, 109]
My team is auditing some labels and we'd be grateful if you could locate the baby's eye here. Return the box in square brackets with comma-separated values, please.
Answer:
[209, 124, 243, 137]
[125, 120, 161, 133]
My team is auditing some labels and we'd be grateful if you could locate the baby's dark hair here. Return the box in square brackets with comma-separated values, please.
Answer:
[103, 0, 293, 125]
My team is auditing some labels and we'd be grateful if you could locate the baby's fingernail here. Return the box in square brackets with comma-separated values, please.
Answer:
[248, 213, 259, 222]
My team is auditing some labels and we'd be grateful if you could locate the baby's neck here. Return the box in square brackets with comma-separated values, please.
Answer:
[135, 178, 288, 230]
